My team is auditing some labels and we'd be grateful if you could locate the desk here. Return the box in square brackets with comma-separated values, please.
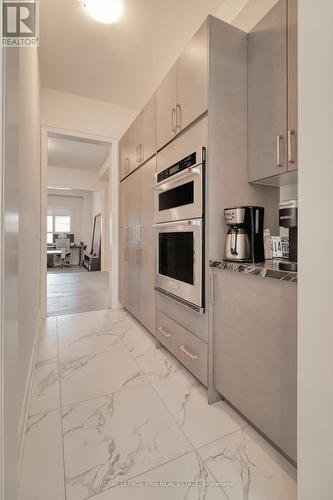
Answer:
[47, 245, 83, 267]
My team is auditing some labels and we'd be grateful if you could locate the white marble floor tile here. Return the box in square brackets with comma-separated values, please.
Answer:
[119, 317, 156, 357]
[60, 345, 148, 406]
[62, 384, 193, 500]
[18, 409, 65, 500]
[152, 371, 245, 449]
[57, 309, 129, 336]
[58, 328, 122, 362]
[37, 334, 58, 364]
[40, 316, 57, 336]
[134, 345, 185, 383]
[92, 451, 225, 500]
[198, 427, 297, 500]
[29, 360, 60, 416]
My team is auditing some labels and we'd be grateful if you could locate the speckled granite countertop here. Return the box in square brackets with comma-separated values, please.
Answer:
[209, 259, 297, 282]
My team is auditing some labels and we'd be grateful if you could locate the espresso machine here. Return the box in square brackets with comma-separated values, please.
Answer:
[279, 200, 298, 271]
[224, 206, 265, 263]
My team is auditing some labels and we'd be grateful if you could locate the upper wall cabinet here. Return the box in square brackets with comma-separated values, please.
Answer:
[156, 22, 208, 150]
[119, 93, 156, 181]
[248, 0, 297, 184]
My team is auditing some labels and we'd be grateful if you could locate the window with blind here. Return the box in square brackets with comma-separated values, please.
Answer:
[47, 208, 73, 244]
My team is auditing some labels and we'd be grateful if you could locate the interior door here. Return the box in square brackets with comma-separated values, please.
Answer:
[126, 170, 141, 320]
[156, 62, 177, 150]
[177, 20, 208, 133]
[248, 0, 288, 182]
[139, 156, 156, 334]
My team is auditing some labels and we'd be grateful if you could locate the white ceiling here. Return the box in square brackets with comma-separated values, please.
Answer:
[48, 134, 110, 171]
[39, 0, 225, 109]
[39, 0, 277, 110]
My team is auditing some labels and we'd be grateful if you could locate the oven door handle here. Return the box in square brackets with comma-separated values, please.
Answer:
[153, 166, 201, 191]
[152, 219, 202, 229]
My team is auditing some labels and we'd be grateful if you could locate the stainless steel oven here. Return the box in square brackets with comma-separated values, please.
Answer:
[154, 218, 203, 310]
[154, 148, 205, 224]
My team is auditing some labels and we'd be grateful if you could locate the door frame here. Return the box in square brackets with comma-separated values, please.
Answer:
[40, 126, 120, 317]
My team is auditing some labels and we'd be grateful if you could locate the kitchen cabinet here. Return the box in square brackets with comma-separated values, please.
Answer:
[248, 0, 297, 183]
[135, 93, 156, 167]
[119, 94, 156, 180]
[156, 22, 208, 150]
[177, 21, 208, 133]
[139, 157, 156, 333]
[156, 62, 178, 149]
[212, 269, 297, 462]
[119, 157, 156, 334]
[119, 129, 131, 181]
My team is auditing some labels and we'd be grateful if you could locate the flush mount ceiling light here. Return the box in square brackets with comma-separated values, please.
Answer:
[83, 0, 123, 24]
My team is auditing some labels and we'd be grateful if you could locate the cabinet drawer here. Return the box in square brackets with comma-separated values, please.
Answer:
[156, 311, 207, 386]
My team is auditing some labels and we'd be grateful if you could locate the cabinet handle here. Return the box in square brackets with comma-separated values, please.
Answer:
[136, 248, 141, 265]
[140, 144, 144, 162]
[124, 247, 128, 262]
[176, 103, 181, 131]
[209, 273, 216, 305]
[158, 327, 171, 338]
[180, 345, 199, 360]
[125, 157, 130, 173]
[139, 225, 143, 242]
[171, 108, 176, 133]
[276, 135, 283, 167]
[288, 130, 295, 164]
[136, 145, 141, 163]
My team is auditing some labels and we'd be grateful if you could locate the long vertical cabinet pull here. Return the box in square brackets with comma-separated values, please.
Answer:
[276, 135, 283, 167]
[171, 108, 176, 133]
[209, 273, 216, 305]
[288, 130, 295, 164]
[176, 103, 182, 131]
[140, 144, 144, 163]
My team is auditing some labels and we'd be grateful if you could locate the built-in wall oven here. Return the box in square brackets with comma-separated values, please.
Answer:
[154, 148, 205, 224]
[154, 146, 206, 311]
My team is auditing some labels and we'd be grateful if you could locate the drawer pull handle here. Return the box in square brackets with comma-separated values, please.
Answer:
[158, 327, 171, 338]
[180, 345, 199, 360]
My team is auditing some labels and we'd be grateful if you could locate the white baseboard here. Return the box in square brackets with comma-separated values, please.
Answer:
[17, 313, 41, 482]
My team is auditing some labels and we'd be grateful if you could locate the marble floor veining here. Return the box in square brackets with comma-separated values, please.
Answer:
[19, 309, 297, 500]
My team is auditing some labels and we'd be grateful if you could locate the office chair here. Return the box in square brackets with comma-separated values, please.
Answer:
[55, 238, 71, 268]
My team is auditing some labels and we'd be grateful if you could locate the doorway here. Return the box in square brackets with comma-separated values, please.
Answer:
[42, 130, 115, 317]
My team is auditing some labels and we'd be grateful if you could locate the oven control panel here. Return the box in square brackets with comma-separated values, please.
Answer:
[157, 152, 197, 183]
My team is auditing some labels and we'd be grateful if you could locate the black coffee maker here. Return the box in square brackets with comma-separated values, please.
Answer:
[279, 200, 298, 272]
[224, 206, 265, 263]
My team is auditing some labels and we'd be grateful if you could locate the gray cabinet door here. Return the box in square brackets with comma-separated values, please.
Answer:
[213, 270, 297, 462]
[119, 178, 129, 307]
[137, 93, 156, 165]
[126, 170, 141, 320]
[177, 20, 208, 133]
[139, 156, 156, 334]
[156, 62, 177, 150]
[287, 0, 298, 171]
[119, 131, 130, 181]
[248, 0, 288, 182]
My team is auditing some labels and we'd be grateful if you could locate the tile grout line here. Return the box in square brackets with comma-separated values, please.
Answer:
[56, 315, 68, 500]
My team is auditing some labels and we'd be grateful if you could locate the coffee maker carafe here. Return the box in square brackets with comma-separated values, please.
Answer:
[224, 206, 265, 263]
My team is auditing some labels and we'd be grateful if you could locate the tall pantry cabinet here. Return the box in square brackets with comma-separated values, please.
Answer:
[119, 156, 156, 334]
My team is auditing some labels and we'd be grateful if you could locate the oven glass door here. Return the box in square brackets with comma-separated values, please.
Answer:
[154, 165, 203, 223]
[156, 219, 203, 308]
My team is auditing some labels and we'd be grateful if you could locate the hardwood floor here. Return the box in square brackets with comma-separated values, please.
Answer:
[47, 271, 110, 317]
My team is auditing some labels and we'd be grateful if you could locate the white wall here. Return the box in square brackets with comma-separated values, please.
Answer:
[2, 46, 40, 498]
[48, 165, 106, 191]
[41, 87, 137, 139]
[298, 2, 333, 499]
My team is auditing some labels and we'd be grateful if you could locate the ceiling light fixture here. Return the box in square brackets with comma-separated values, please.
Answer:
[83, 0, 123, 24]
